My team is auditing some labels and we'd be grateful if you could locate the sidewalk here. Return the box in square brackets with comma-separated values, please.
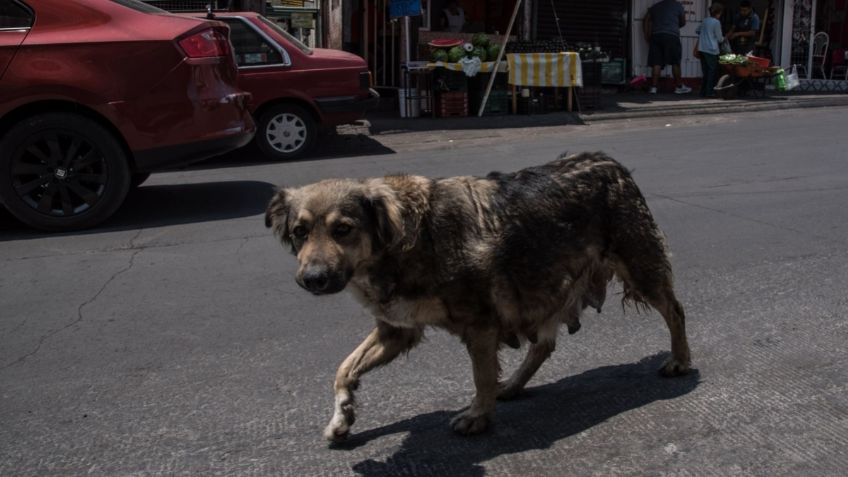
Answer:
[361, 91, 848, 135]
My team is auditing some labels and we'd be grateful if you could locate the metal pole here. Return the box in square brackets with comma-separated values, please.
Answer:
[382, 1, 387, 85]
[477, 0, 524, 117]
[363, 0, 369, 62]
[373, 2, 378, 77]
[391, 19, 396, 86]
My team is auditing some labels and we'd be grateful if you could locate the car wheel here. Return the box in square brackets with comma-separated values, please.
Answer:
[0, 113, 131, 232]
[256, 104, 317, 160]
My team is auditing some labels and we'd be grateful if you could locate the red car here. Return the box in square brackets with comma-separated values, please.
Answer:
[0, 0, 255, 231]
[190, 11, 378, 160]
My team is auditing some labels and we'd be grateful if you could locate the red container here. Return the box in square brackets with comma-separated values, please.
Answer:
[748, 55, 771, 68]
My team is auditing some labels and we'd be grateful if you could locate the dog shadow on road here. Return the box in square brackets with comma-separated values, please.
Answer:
[343, 353, 700, 477]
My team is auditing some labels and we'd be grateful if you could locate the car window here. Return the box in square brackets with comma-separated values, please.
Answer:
[221, 18, 286, 67]
[258, 16, 312, 55]
[0, 1, 33, 29]
[110, 0, 167, 14]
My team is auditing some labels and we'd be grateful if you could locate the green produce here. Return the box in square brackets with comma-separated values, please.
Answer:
[431, 49, 448, 62]
[471, 33, 490, 48]
[719, 54, 747, 65]
[448, 46, 465, 63]
[472, 47, 487, 62]
[487, 44, 501, 61]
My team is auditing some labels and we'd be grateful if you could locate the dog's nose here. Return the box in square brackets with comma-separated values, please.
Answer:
[302, 266, 330, 293]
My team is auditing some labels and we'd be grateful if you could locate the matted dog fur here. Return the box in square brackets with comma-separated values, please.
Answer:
[265, 151, 692, 442]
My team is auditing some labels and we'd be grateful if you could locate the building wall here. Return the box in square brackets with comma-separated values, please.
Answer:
[632, 0, 706, 78]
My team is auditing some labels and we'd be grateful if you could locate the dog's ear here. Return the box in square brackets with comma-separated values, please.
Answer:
[265, 188, 295, 252]
[362, 182, 406, 251]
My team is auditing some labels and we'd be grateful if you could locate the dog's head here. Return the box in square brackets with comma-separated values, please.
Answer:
[265, 179, 411, 295]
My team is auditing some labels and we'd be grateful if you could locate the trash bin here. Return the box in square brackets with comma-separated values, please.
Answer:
[399, 88, 421, 118]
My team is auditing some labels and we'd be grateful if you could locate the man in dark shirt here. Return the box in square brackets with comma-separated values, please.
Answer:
[726, 0, 761, 55]
[644, 0, 692, 94]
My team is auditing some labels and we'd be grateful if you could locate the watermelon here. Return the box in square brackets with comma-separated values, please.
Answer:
[428, 39, 463, 48]
[487, 44, 501, 61]
[448, 46, 465, 63]
[471, 33, 490, 48]
[472, 47, 487, 62]
[431, 49, 449, 63]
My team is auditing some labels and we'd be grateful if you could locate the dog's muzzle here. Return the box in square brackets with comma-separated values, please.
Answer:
[297, 265, 348, 295]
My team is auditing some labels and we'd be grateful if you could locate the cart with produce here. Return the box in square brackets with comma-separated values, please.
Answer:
[715, 54, 778, 99]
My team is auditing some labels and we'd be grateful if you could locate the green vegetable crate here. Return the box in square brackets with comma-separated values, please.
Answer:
[470, 90, 509, 115]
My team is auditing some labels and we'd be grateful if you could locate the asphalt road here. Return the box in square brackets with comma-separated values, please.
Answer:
[2, 107, 847, 476]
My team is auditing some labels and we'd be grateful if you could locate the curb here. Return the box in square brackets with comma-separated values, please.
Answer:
[580, 95, 848, 122]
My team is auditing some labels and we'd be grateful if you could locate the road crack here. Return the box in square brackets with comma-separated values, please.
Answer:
[1, 230, 145, 370]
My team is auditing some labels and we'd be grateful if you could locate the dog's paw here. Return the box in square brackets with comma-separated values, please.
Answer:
[496, 381, 522, 401]
[324, 395, 356, 443]
[659, 357, 691, 377]
[450, 410, 491, 435]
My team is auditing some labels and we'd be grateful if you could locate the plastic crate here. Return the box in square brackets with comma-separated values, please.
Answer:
[601, 59, 626, 85]
[437, 92, 468, 117]
[470, 90, 509, 115]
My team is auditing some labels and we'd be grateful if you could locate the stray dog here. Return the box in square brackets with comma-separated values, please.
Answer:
[265, 151, 692, 442]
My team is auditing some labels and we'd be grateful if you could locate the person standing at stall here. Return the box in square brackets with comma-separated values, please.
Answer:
[694, 3, 725, 98]
[726, 0, 761, 55]
[644, 0, 692, 94]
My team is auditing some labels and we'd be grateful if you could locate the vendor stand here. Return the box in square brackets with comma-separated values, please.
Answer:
[506, 52, 582, 112]
[715, 54, 778, 99]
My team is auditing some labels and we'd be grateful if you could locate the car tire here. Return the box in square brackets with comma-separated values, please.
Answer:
[255, 104, 317, 161]
[0, 113, 131, 232]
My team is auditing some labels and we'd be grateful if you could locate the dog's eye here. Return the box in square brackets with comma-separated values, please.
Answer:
[333, 224, 352, 238]
[292, 225, 308, 239]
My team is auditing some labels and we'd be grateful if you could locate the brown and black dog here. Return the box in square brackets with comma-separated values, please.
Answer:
[265, 151, 692, 442]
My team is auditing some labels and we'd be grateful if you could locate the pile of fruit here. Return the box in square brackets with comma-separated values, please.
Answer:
[429, 33, 501, 63]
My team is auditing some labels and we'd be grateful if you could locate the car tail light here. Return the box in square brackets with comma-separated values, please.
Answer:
[178, 28, 231, 58]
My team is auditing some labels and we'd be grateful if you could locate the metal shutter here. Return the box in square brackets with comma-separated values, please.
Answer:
[534, 0, 629, 58]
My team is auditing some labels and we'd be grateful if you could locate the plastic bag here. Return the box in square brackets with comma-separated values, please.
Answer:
[720, 39, 732, 55]
[785, 65, 800, 91]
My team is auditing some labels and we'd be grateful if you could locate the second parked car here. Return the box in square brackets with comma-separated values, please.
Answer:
[191, 11, 379, 160]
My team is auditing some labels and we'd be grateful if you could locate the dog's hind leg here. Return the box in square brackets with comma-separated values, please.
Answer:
[497, 319, 559, 400]
[615, 251, 692, 377]
[324, 322, 422, 443]
[451, 326, 500, 435]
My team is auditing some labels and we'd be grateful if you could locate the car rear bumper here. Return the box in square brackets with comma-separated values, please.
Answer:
[314, 88, 380, 116]
[133, 125, 254, 172]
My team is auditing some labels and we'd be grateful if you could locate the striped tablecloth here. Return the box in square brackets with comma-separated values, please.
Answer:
[506, 52, 583, 87]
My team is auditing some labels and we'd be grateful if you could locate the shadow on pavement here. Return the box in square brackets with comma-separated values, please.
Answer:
[367, 111, 585, 135]
[188, 132, 395, 172]
[344, 353, 700, 477]
[0, 180, 276, 239]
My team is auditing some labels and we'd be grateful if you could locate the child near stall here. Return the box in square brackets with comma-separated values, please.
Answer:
[694, 3, 725, 98]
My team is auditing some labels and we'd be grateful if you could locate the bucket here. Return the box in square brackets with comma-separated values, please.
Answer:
[398, 88, 421, 118]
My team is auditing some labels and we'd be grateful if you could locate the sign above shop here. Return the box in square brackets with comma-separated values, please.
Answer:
[389, 0, 422, 18]
[290, 12, 313, 29]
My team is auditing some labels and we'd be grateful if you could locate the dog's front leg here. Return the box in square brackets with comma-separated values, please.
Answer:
[324, 322, 422, 443]
[451, 326, 500, 435]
